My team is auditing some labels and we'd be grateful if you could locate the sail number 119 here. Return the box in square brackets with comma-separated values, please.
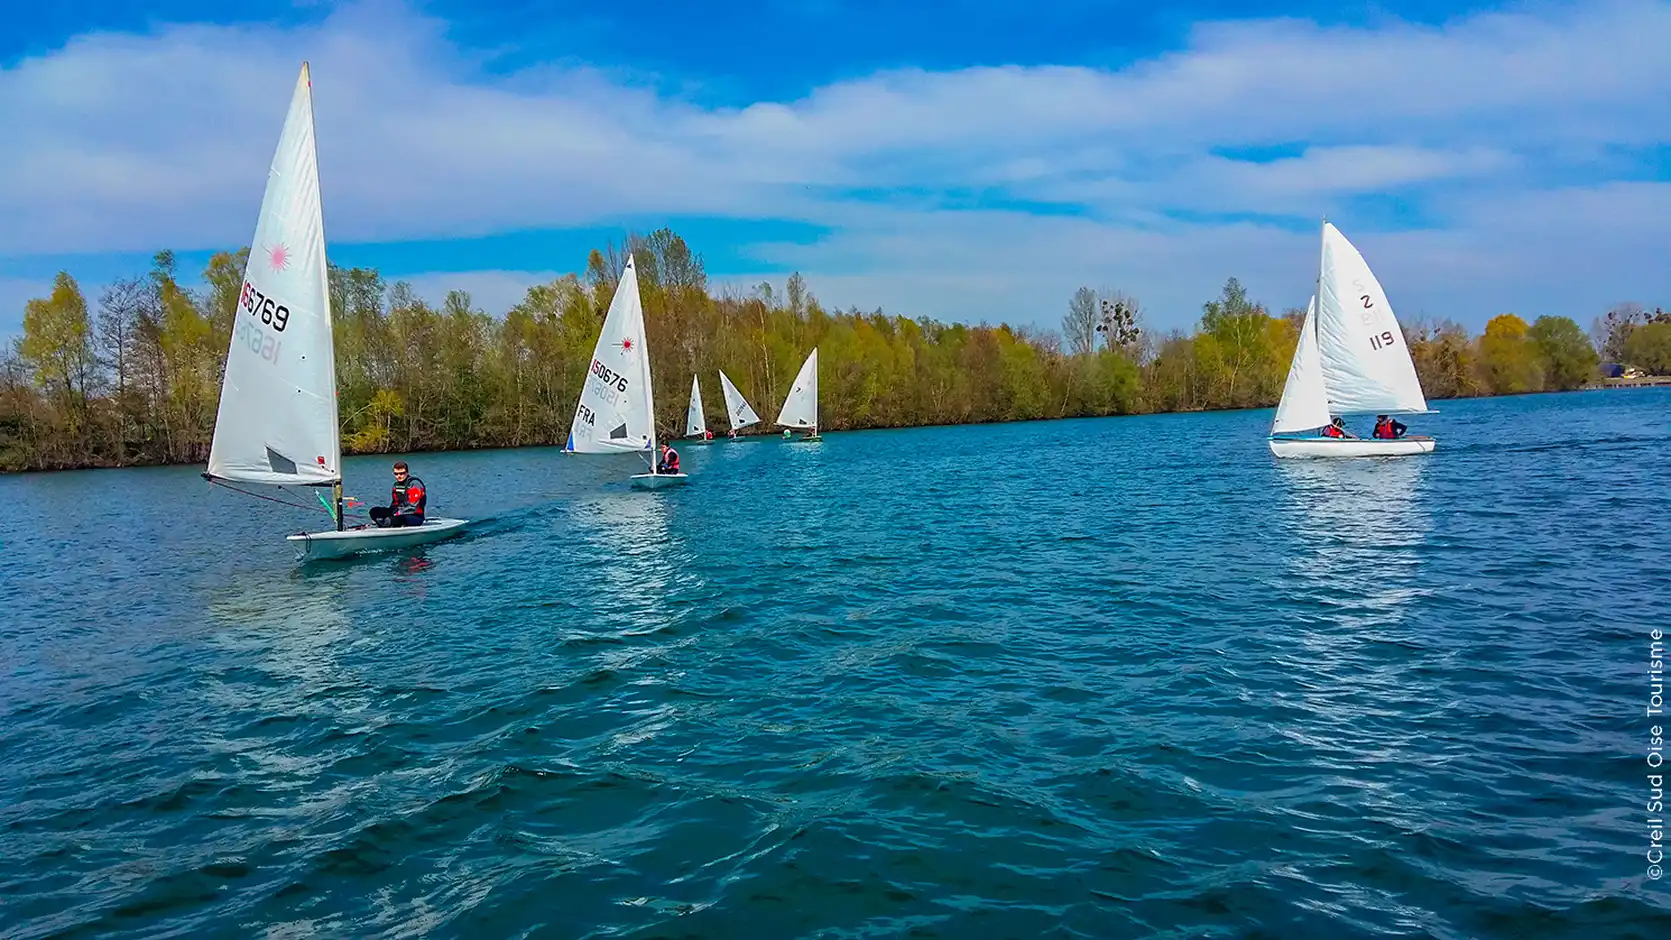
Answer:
[1369, 330, 1396, 351]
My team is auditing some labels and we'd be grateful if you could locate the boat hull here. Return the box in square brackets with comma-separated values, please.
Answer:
[287, 517, 469, 562]
[1269, 436, 1435, 459]
[630, 472, 689, 490]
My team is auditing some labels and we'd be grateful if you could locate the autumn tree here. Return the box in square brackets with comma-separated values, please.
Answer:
[1476, 314, 1543, 394]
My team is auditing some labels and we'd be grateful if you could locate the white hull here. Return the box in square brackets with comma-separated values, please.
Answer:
[1269, 437, 1435, 459]
[630, 472, 689, 490]
[287, 517, 469, 562]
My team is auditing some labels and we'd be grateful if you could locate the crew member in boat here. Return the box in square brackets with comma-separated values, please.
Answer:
[1372, 415, 1408, 439]
[1321, 416, 1356, 439]
[370, 461, 426, 527]
[657, 443, 681, 475]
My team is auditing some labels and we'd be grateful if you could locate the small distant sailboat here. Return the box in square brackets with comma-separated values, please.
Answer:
[204, 63, 467, 562]
[564, 254, 688, 489]
[776, 348, 820, 441]
[718, 369, 761, 439]
[1269, 222, 1436, 459]
[685, 375, 713, 444]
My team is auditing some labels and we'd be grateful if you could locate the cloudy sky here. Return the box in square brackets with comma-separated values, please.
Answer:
[2, 0, 1668, 338]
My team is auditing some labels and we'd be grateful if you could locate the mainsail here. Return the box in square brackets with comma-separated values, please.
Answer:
[566, 256, 655, 453]
[686, 375, 706, 437]
[207, 63, 340, 487]
[1314, 223, 1428, 415]
[775, 348, 819, 429]
[719, 370, 760, 431]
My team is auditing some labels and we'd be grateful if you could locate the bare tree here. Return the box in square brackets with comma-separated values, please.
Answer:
[1063, 286, 1097, 356]
[1097, 290, 1143, 352]
[1592, 301, 1644, 363]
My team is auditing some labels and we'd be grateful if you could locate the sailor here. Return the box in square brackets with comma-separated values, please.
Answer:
[657, 443, 681, 475]
[1372, 415, 1408, 439]
[1321, 416, 1355, 439]
[369, 461, 426, 527]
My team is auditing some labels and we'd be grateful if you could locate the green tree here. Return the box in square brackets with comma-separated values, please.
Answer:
[18, 272, 95, 433]
[1623, 322, 1671, 374]
[1527, 316, 1598, 390]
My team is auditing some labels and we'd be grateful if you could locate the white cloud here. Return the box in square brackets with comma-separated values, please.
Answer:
[0, 0, 1667, 333]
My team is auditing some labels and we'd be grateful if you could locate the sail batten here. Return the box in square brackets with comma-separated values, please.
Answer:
[775, 349, 819, 429]
[566, 257, 655, 454]
[718, 370, 760, 431]
[207, 62, 340, 487]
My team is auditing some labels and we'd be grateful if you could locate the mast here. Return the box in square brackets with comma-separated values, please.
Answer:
[1316, 217, 1328, 422]
[314, 61, 345, 530]
[640, 264, 657, 474]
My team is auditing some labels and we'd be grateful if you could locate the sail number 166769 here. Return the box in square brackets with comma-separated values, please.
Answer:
[240, 281, 290, 332]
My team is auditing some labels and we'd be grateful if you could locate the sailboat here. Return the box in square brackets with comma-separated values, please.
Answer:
[1269, 222, 1436, 459]
[685, 376, 714, 444]
[776, 348, 820, 441]
[204, 64, 468, 562]
[563, 254, 688, 489]
[718, 369, 761, 440]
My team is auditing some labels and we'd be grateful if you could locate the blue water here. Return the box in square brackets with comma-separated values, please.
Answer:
[2, 390, 1667, 939]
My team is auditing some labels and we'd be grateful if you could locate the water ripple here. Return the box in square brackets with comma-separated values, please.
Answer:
[1, 392, 1667, 938]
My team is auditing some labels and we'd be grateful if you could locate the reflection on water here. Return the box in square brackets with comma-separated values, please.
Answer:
[1276, 456, 1431, 629]
[565, 490, 692, 637]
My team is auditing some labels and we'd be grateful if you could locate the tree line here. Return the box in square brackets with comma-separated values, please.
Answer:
[3, 227, 1666, 472]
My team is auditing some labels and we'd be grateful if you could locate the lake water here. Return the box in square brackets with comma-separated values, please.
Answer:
[2, 390, 1667, 939]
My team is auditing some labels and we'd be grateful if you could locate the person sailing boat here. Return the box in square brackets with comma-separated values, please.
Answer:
[369, 461, 426, 528]
[657, 443, 681, 475]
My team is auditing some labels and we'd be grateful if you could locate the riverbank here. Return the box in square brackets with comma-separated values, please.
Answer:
[7, 384, 1663, 475]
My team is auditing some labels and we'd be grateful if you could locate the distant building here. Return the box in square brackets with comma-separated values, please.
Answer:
[1601, 362, 1624, 378]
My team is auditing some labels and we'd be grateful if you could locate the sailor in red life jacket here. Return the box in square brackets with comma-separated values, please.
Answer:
[1320, 416, 1355, 439]
[657, 443, 681, 474]
[1372, 414, 1408, 439]
[369, 460, 426, 528]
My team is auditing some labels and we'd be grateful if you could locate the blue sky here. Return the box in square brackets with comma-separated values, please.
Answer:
[2, 0, 1668, 337]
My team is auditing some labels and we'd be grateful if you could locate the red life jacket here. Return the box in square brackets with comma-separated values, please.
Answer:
[1322, 425, 1345, 438]
[664, 449, 680, 471]
[392, 475, 426, 515]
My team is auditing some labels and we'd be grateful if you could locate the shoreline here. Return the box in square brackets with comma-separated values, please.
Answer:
[6, 384, 1661, 477]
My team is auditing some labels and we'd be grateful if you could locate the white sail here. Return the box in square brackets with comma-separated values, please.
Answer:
[207, 63, 340, 487]
[1315, 223, 1428, 415]
[718, 370, 760, 431]
[1271, 297, 1331, 434]
[685, 375, 706, 437]
[566, 256, 655, 453]
[775, 348, 818, 429]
